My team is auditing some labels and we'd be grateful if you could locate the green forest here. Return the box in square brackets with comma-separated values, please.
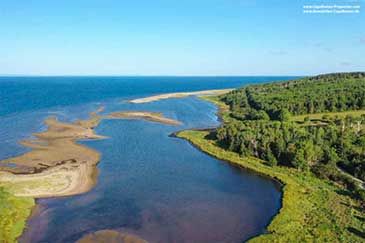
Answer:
[177, 72, 365, 242]
[216, 72, 365, 199]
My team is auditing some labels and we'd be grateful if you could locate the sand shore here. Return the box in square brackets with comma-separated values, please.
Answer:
[0, 108, 181, 198]
[110, 111, 182, 125]
[128, 89, 233, 104]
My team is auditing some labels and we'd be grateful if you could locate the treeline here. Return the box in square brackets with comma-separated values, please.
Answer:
[223, 72, 365, 120]
[215, 73, 365, 199]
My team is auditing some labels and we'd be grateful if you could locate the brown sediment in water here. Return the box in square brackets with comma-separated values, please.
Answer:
[128, 89, 233, 104]
[76, 230, 148, 243]
[0, 108, 181, 198]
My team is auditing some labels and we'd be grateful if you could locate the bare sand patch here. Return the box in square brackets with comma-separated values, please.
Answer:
[0, 108, 181, 198]
[110, 111, 182, 126]
[128, 89, 233, 104]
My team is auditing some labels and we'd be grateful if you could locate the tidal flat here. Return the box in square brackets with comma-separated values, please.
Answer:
[0, 108, 181, 198]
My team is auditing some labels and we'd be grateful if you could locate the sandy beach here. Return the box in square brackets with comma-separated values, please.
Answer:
[128, 89, 233, 104]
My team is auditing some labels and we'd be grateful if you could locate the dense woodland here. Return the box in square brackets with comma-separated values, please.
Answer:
[215, 73, 365, 199]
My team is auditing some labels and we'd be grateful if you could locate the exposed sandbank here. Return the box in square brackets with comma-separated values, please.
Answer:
[110, 111, 182, 126]
[128, 89, 233, 104]
[76, 230, 148, 243]
[0, 109, 180, 198]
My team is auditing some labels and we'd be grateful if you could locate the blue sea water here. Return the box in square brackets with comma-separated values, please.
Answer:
[0, 76, 296, 243]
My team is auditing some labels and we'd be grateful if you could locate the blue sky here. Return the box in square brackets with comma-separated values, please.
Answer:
[0, 0, 364, 75]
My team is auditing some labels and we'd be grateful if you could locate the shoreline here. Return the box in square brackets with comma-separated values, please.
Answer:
[173, 130, 284, 242]
[0, 109, 181, 199]
[170, 129, 285, 191]
[0, 116, 103, 198]
[175, 96, 365, 242]
[0, 89, 277, 243]
[5, 87, 358, 242]
[0, 89, 224, 243]
[128, 89, 233, 104]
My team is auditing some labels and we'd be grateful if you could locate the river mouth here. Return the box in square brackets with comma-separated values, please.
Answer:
[16, 96, 281, 243]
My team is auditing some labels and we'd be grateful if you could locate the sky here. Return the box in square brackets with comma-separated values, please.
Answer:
[0, 0, 364, 76]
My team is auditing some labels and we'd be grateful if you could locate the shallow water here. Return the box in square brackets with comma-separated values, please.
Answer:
[0, 77, 291, 243]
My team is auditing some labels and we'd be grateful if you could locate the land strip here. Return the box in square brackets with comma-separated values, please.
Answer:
[128, 89, 233, 104]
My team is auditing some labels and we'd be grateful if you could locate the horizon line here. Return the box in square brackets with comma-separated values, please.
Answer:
[0, 71, 362, 77]
[0, 74, 309, 78]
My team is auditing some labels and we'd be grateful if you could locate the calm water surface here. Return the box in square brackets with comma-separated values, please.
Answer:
[0, 77, 292, 243]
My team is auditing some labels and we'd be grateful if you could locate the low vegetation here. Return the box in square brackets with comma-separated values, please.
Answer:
[178, 72, 365, 242]
[0, 188, 34, 243]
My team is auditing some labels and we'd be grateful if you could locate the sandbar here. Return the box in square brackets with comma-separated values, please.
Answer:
[110, 111, 182, 126]
[0, 108, 181, 198]
[128, 89, 233, 104]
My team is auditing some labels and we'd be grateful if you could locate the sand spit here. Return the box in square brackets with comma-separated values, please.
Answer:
[0, 108, 181, 198]
[76, 230, 148, 243]
[110, 111, 182, 126]
[128, 89, 233, 104]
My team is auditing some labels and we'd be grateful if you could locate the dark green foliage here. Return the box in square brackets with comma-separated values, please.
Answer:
[223, 72, 365, 117]
[216, 73, 365, 193]
[277, 108, 291, 121]
[354, 188, 365, 200]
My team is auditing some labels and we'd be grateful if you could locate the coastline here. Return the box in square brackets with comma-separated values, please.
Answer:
[0, 107, 181, 243]
[175, 96, 365, 242]
[3, 87, 362, 242]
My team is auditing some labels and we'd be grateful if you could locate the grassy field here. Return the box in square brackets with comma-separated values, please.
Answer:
[0, 188, 34, 243]
[176, 97, 365, 243]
